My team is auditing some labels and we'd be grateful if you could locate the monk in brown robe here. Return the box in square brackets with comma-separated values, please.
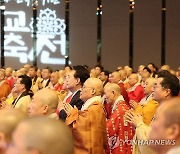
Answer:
[64, 78, 107, 154]
[0, 69, 11, 100]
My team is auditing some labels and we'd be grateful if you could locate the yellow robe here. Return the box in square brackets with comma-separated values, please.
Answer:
[14, 95, 31, 115]
[134, 98, 159, 125]
[133, 98, 158, 154]
[66, 101, 107, 154]
[133, 123, 156, 154]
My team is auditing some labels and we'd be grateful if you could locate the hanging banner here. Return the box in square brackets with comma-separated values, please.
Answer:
[2, 0, 66, 69]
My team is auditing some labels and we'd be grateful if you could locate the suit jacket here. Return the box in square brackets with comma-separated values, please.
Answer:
[59, 90, 84, 121]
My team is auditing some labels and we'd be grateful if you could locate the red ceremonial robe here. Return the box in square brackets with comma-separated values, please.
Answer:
[106, 100, 134, 154]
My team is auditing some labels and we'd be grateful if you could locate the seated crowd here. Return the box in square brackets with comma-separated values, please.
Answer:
[0, 63, 179, 154]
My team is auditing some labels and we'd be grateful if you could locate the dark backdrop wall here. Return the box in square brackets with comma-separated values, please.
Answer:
[166, 0, 180, 70]
[0, 0, 180, 71]
[133, 0, 161, 70]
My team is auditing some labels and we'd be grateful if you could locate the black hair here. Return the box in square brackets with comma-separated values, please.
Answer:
[43, 66, 53, 73]
[64, 65, 72, 70]
[73, 65, 90, 86]
[102, 70, 110, 76]
[18, 75, 32, 91]
[158, 70, 180, 96]
[94, 65, 104, 72]
[143, 66, 152, 74]
[30, 66, 38, 72]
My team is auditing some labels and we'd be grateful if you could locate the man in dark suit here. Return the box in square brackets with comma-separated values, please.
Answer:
[59, 65, 90, 121]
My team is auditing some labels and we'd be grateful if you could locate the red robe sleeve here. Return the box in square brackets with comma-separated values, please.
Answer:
[118, 83, 129, 105]
[128, 85, 145, 102]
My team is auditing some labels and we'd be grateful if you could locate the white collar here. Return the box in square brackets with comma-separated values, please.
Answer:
[0, 80, 5, 86]
[43, 78, 49, 82]
[118, 80, 123, 84]
[129, 82, 140, 92]
[112, 95, 124, 113]
[47, 113, 59, 120]
[81, 96, 102, 111]
[140, 94, 152, 105]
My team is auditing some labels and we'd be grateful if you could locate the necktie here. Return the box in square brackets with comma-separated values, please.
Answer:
[66, 94, 73, 103]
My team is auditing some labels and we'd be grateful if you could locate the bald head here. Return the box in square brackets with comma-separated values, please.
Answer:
[125, 67, 132, 77]
[141, 71, 151, 82]
[128, 73, 139, 87]
[14, 70, 24, 81]
[119, 70, 127, 81]
[87, 77, 103, 95]
[161, 97, 180, 127]
[143, 77, 156, 95]
[109, 71, 121, 84]
[104, 83, 121, 104]
[0, 69, 5, 81]
[146, 77, 156, 86]
[80, 78, 103, 102]
[20, 67, 27, 75]
[149, 97, 180, 153]
[10, 117, 74, 154]
[28, 89, 58, 117]
[5, 67, 13, 77]
[161, 65, 170, 71]
[104, 83, 121, 95]
[0, 109, 26, 145]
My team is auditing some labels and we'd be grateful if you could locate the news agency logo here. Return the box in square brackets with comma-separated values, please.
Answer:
[119, 139, 176, 146]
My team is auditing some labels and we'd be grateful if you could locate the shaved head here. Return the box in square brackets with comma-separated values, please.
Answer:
[161, 97, 180, 126]
[28, 89, 58, 116]
[36, 88, 58, 107]
[146, 77, 156, 86]
[130, 73, 138, 80]
[0, 108, 26, 144]
[0, 69, 5, 80]
[5, 67, 13, 77]
[104, 83, 121, 95]
[80, 78, 103, 102]
[86, 77, 103, 95]
[119, 70, 127, 80]
[149, 97, 180, 153]
[109, 71, 121, 84]
[128, 73, 139, 86]
[10, 117, 74, 154]
[104, 83, 121, 104]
